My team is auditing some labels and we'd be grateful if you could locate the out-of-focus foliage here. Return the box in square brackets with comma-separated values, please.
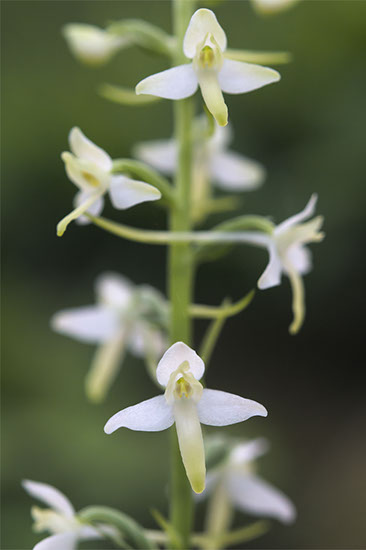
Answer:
[2, 1, 366, 548]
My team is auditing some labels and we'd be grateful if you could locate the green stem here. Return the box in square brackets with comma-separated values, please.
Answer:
[190, 290, 255, 319]
[169, 0, 195, 547]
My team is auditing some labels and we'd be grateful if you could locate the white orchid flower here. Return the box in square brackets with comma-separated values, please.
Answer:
[203, 438, 296, 524]
[51, 273, 168, 403]
[22, 479, 113, 550]
[253, 194, 324, 334]
[104, 342, 267, 494]
[63, 24, 128, 65]
[136, 9, 280, 126]
[252, 0, 301, 15]
[135, 119, 265, 196]
[57, 127, 161, 236]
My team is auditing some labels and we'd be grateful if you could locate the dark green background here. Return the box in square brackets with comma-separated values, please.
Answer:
[2, 1, 365, 548]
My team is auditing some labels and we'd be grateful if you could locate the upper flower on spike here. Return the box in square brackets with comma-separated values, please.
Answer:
[22, 480, 113, 550]
[104, 342, 267, 494]
[136, 9, 280, 126]
[254, 194, 324, 333]
[135, 118, 265, 221]
[57, 127, 161, 236]
[63, 24, 128, 65]
[202, 437, 296, 523]
[51, 273, 168, 403]
[251, 0, 301, 15]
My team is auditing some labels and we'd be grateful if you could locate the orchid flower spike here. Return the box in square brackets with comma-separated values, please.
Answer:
[63, 24, 128, 65]
[252, 0, 301, 15]
[203, 438, 296, 524]
[51, 273, 168, 403]
[136, 9, 280, 126]
[22, 479, 115, 550]
[57, 127, 161, 236]
[135, 119, 265, 219]
[256, 194, 325, 334]
[104, 342, 267, 494]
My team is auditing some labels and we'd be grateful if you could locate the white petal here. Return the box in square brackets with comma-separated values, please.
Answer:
[104, 395, 174, 434]
[218, 59, 280, 94]
[22, 480, 74, 518]
[109, 175, 161, 209]
[227, 472, 296, 524]
[78, 525, 103, 539]
[95, 273, 133, 309]
[63, 24, 125, 66]
[133, 140, 177, 175]
[197, 70, 228, 127]
[183, 9, 227, 58]
[229, 438, 269, 465]
[136, 64, 198, 100]
[197, 389, 267, 426]
[51, 305, 120, 343]
[252, 0, 301, 15]
[173, 400, 206, 494]
[276, 194, 318, 233]
[210, 151, 266, 190]
[34, 533, 77, 550]
[285, 244, 312, 275]
[156, 342, 205, 387]
[74, 191, 104, 225]
[85, 333, 127, 403]
[68, 127, 112, 171]
[257, 243, 283, 290]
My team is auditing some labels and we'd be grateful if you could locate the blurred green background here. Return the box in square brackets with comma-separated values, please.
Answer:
[2, 0, 366, 548]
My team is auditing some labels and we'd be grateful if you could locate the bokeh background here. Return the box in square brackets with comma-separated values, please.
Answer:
[2, 0, 366, 548]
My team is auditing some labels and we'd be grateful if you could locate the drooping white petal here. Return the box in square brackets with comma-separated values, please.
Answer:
[74, 190, 104, 225]
[57, 189, 105, 236]
[78, 525, 103, 539]
[22, 480, 74, 518]
[156, 342, 205, 387]
[218, 59, 280, 94]
[34, 533, 78, 550]
[227, 472, 296, 524]
[63, 24, 126, 66]
[133, 140, 177, 175]
[104, 395, 174, 434]
[68, 127, 112, 172]
[197, 389, 267, 426]
[51, 305, 120, 343]
[109, 175, 161, 209]
[85, 332, 127, 403]
[285, 244, 312, 275]
[173, 400, 206, 494]
[257, 243, 283, 290]
[276, 194, 318, 234]
[183, 9, 227, 58]
[229, 438, 269, 465]
[136, 64, 198, 100]
[210, 151, 266, 190]
[95, 273, 133, 309]
[197, 71, 228, 127]
[287, 268, 305, 335]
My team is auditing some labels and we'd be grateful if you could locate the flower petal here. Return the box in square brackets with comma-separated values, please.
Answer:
[183, 9, 227, 58]
[197, 389, 267, 426]
[34, 533, 77, 550]
[210, 151, 266, 190]
[227, 472, 296, 523]
[22, 480, 74, 517]
[156, 342, 205, 387]
[252, 0, 301, 15]
[56, 190, 105, 236]
[85, 333, 127, 403]
[133, 139, 177, 175]
[74, 191, 104, 225]
[136, 64, 198, 100]
[257, 243, 283, 289]
[104, 395, 174, 434]
[229, 438, 269, 465]
[287, 268, 305, 335]
[197, 71, 228, 126]
[109, 175, 161, 209]
[68, 127, 112, 172]
[51, 305, 120, 343]
[218, 59, 280, 94]
[276, 194, 318, 233]
[63, 24, 125, 66]
[78, 525, 103, 539]
[95, 273, 133, 309]
[285, 244, 312, 275]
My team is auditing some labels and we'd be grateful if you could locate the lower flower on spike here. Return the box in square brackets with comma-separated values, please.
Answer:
[104, 342, 267, 494]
